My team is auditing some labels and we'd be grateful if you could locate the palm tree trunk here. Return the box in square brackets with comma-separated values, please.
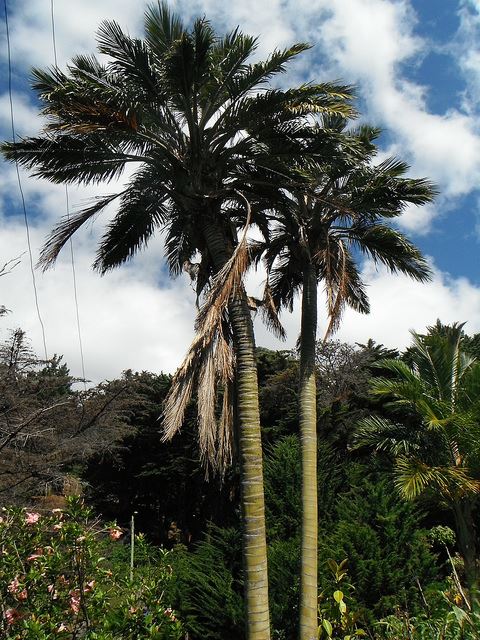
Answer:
[299, 263, 318, 640]
[203, 219, 271, 640]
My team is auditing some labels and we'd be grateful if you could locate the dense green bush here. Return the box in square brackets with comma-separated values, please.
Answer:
[320, 471, 440, 619]
[170, 526, 244, 640]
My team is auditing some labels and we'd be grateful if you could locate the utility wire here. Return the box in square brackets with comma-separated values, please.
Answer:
[65, 187, 87, 387]
[50, 0, 87, 389]
[50, 0, 58, 68]
[4, 0, 49, 362]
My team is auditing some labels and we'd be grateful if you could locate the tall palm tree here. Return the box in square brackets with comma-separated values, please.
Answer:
[1, 5, 355, 637]
[258, 120, 435, 640]
[355, 322, 480, 596]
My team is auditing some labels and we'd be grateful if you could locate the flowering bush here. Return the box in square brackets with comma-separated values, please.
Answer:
[0, 497, 183, 639]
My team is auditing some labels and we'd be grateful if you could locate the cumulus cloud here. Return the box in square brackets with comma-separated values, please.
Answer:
[0, 217, 196, 383]
[0, 0, 479, 382]
[253, 259, 480, 353]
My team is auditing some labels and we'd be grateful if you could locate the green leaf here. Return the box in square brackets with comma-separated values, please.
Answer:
[323, 619, 333, 637]
[327, 559, 338, 573]
[333, 589, 344, 602]
[339, 600, 347, 614]
[451, 604, 469, 627]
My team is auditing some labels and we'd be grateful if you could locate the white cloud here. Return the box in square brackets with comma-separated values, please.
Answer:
[252, 259, 480, 354]
[0, 217, 196, 383]
[455, 0, 480, 107]
[1, 0, 479, 382]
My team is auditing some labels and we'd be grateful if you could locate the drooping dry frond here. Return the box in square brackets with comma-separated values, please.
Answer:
[161, 332, 205, 442]
[217, 378, 235, 473]
[322, 239, 348, 340]
[163, 199, 254, 474]
[259, 281, 286, 341]
[195, 195, 252, 333]
[162, 317, 235, 474]
[197, 342, 218, 467]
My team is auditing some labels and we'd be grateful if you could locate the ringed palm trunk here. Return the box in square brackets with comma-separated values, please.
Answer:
[299, 263, 318, 640]
[203, 218, 271, 640]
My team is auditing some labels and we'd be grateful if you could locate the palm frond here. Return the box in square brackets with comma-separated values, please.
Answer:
[97, 20, 159, 96]
[144, 1, 185, 59]
[395, 457, 480, 500]
[1, 136, 133, 185]
[348, 224, 432, 282]
[353, 415, 420, 457]
[318, 238, 370, 339]
[38, 192, 124, 270]
[162, 302, 235, 473]
[258, 282, 286, 341]
[93, 182, 169, 273]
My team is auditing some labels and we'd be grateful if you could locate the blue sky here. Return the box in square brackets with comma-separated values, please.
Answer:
[0, 0, 479, 382]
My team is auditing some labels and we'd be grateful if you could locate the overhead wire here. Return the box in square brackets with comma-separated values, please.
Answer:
[50, 0, 87, 389]
[3, 0, 49, 362]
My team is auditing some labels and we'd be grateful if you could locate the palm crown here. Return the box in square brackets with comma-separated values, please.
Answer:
[2, 3, 354, 291]
[258, 117, 435, 336]
[356, 322, 480, 501]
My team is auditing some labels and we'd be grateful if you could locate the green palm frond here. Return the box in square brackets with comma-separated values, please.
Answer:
[346, 225, 432, 282]
[354, 415, 421, 457]
[93, 171, 170, 273]
[395, 457, 480, 500]
[97, 20, 156, 89]
[144, 1, 185, 60]
[38, 192, 124, 270]
[1, 137, 132, 185]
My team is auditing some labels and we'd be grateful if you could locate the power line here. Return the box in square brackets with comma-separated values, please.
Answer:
[4, 0, 49, 362]
[65, 187, 87, 386]
[50, 0, 58, 67]
[50, 0, 87, 389]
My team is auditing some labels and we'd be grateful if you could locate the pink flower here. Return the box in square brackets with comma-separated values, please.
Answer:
[84, 580, 95, 593]
[17, 588, 28, 601]
[25, 512, 40, 525]
[5, 608, 21, 625]
[69, 589, 81, 614]
[109, 527, 123, 540]
[8, 576, 20, 594]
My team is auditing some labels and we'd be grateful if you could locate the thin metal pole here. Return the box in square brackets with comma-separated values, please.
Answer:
[130, 512, 137, 581]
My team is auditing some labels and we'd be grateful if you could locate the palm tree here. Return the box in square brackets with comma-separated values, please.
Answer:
[355, 322, 480, 596]
[1, 5, 355, 637]
[259, 120, 435, 639]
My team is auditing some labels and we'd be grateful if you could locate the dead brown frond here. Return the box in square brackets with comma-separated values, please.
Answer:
[259, 281, 286, 341]
[163, 192, 254, 475]
[217, 379, 234, 473]
[195, 239, 250, 332]
[162, 322, 235, 474]
[161, 339, 199, 442]
[323, 239, 349, 341]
